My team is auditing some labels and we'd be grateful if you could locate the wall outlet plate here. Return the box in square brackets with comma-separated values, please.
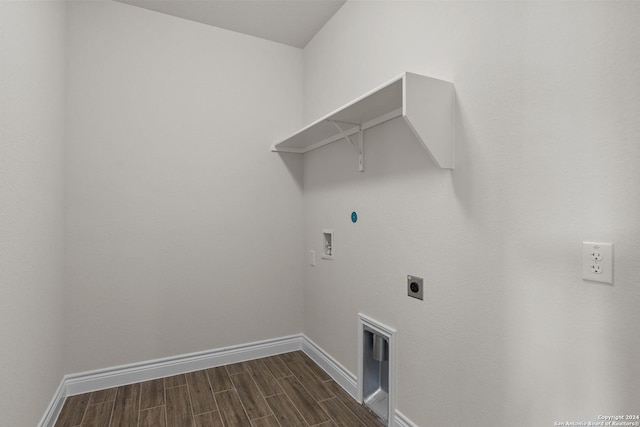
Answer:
[582, 242, 613, 284]
[407, 275, 424, 300]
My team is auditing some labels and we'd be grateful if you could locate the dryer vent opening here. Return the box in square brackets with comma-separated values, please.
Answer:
[358, 314, 396, 427]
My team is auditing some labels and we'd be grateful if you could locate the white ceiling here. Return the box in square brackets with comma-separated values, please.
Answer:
[115, 0, 346, 48]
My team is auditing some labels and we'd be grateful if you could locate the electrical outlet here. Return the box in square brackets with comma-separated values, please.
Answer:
[589, 250, 603, 261]
[407, 275, 424, 300]
[582, 242, 613, 284]
[310, 250, 316, 267]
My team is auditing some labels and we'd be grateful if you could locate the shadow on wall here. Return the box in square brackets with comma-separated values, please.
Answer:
[276, 152, 304, 191]
[451, 93, 478, 218]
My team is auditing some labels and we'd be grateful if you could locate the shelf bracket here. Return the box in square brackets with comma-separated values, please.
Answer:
[328, 119, 364, 172]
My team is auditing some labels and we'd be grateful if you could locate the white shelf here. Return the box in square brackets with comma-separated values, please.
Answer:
[271, 72, 455, 169]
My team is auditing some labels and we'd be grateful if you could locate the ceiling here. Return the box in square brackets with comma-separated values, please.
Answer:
[115, 0, 346, 48]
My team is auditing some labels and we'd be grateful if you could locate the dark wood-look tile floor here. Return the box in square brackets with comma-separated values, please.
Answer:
[54, 351, 384, 427]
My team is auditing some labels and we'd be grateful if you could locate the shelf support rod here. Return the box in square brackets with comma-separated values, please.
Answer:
[328, 120, 364, 172]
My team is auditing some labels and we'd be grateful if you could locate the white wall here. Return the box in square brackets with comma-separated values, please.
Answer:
[0, 2, 67, 424]
[64, 1, 305, 373]
[302, 2, 640, 425]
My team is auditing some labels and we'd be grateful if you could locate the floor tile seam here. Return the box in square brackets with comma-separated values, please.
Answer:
[334, 397, 379, 427]
[212, 385, 235, 393]
[139, 403, 166, 412]
[283, 355, 328, 387]
[164, 379, 186, 389]
[213, 388, 238, 397]
[354, 407, 383, 427]
[209, 393, 226, 426]
[106, 397, 117, 427]
[250, 413, 283, 427]
[90, 395, 118, 405]
[276, 376, 329, 427]
[288, 368, 335, 405]
[252, 386, 279, 400]
[135, 382, 143, 427]
[316, 396, 337, 404]
[139, 378, 165, 412]
[277, 373, 295, 380]
[163, 384, 183, 390]
[265, 391, 310, 427]
[298, 357, 331, 383]
[260, 390, 282, 399]
[195, 409, 221, 417]
[222, 388, 253, 424]
[317, 398, 349, 427]
[334, 390, 382, 427]
[259, 358, 284, 381]
[206, 365, 236, 394]
[246, 359, 284, 400]
[81, 400, 116, 427]
[202, 365, 222, 415]
[77, 397, 93, 426]
[224, 362, 249, 377]
[262, 356, 293, 379]
[230, 372, 273, 422]
[322, 397, 370, 427]
[276, 352, 298, 368]
[185, 372, 207, 416]
[185, 379, 198, 425]
[162, 376, 168, 427]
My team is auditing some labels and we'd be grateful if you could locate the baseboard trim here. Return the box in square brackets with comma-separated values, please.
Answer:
[38, 378, 67, 427]
[300, 335, 415, 427]
[300, 336, 358, 398]
[41, 333, 417, 427]
[395, 409, 419, 427]
[65, 334, 301, 397]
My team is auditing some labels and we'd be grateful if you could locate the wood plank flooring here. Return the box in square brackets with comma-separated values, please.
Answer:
[54, 351, 384, 427]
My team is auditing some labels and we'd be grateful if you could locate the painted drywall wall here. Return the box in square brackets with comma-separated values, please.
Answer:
[0, 2, 67, 424]
[302, 2, 640, 425]
[64, 1, 305, 373]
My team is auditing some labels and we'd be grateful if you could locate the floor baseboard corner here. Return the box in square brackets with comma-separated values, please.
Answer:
[38, 378, 67, 427]
[41, 333, 418, 427]
[300, 334, 358, 398]
[64, 334, 303, 396]
[394, 409, 418, 427]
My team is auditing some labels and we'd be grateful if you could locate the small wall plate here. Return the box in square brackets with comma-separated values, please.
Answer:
[407, 275, 423, 300]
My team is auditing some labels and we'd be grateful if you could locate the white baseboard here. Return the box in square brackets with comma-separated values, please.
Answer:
[38, 379, 67, 427]
[40, 333, 417, 427]
[39, 334, 300, 427]
[300, 336, 358, 398]
[64, 334, 301, 396]
[301, 335, 415, 427]
[395, 409, 419, 427]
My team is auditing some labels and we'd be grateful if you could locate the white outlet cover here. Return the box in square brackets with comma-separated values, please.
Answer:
[582, 242, 613, 284]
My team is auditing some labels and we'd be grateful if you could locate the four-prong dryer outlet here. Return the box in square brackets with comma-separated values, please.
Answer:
[407, 275, 424, 300]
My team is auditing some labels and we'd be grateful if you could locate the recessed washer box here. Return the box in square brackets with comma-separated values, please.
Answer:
[322, 229, 334, 260]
